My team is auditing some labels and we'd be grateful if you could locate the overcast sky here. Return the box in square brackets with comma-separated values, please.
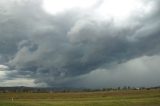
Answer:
[0, 0, 160, 88]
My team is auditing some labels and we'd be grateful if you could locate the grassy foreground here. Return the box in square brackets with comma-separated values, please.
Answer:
[0, 89, 160, 106]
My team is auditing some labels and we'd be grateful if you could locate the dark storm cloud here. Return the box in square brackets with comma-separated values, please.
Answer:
[0, 0, 160, 87]
[74, 55, 160, 88]
[0, 0, 42, 62]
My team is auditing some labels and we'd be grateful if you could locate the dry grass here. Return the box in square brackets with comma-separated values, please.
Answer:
[0, 89, 160, 106]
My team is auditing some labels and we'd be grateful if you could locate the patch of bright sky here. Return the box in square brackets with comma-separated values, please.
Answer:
[42, 0, 97, 14]
[42, 0, 153, 21]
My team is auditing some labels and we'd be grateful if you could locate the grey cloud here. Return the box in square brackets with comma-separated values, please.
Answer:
[0, 0, 43, 62]
[75, 55, 160, 88]
[0, 0, 160, 87]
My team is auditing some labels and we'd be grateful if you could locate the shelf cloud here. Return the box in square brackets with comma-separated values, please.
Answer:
[0, 0, 160, 88]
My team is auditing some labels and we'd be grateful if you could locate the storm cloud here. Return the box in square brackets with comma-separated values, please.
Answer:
[0, 0, 160, 87]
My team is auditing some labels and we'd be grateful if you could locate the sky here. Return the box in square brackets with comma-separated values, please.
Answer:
[0, 0, 160, 88]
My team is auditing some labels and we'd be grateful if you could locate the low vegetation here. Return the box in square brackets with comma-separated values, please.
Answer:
[0, 89, 160, 106]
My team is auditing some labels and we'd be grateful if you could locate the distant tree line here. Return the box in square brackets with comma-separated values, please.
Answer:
[0, 86, 159, 93]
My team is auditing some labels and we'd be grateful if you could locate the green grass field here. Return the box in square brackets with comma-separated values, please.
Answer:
[0, 89, 160, 106]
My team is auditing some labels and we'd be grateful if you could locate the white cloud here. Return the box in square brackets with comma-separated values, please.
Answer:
[0, 65, 8, 80]
[0, 78, 36, 87]
[0, 65, 8, 70]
